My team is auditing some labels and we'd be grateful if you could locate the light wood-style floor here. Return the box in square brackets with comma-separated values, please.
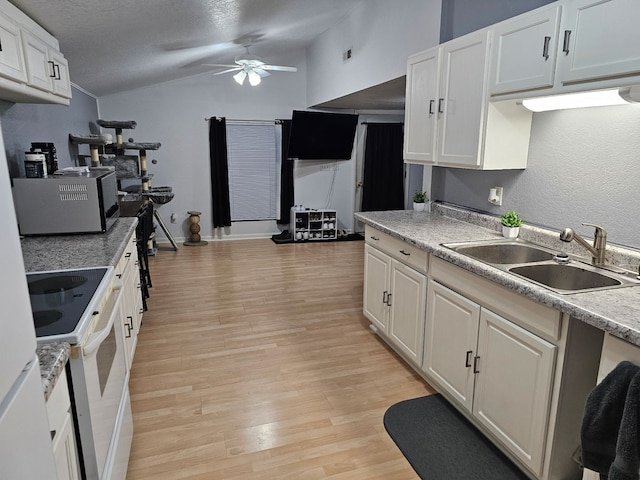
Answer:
[127, 238, 434, 479]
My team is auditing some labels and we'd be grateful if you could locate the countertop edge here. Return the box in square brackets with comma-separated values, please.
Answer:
[37, 342, 70, 401]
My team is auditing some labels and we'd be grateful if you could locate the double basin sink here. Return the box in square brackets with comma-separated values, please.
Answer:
[443, 239, 640, 294]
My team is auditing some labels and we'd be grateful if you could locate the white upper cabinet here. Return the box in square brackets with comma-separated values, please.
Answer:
[490, 0, 640, 99]
[438, 30, 490, 168]
[404, 29, 532, 170]
[0, 0, 71, 104]
[22, 31, 53, 92]
[403, 48, 439, 164]
[489, 4, 561, 95]
[0, 12, 27, 83]
[22, 31, 71, 99]
[556, 0, 640, 85]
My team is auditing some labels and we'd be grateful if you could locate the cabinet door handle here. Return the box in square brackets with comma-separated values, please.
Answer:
[48, 60, 56, 77]
[369, 236, 379, 241]
[438, 98, 444, 114]
[542, 36, 551, 60]
[54, 64, 61, 80]
[0, 40, 3, 52]
[562, 30, 571, 55]
[125, 316, 133, 337]
[429, 99, 435, 115]
[125, 252, 132, 258]
[473, 356, 480, 374]
[465, 350, 473, 367]
[386, 293, 392, 306]
[399, 250, 410, 256]
[382, 290, 388, 304]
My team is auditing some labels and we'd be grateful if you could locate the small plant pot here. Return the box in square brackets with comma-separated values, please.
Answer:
[413, 202, 426, 211]
[502, 226, 520, 238]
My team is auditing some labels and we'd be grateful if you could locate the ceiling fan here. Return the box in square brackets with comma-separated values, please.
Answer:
[203, 44, 297, 86]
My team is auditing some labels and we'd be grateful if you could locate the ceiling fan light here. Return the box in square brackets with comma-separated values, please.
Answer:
[248, 70, 261, 86]
[233, 70, 247, 85]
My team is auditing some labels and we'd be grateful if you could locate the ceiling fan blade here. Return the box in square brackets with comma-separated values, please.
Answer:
[262, 65, 298, 72]
[210, 67, 243, 76]
[254, 68, 271, 78]
[201, 63, 238, 68]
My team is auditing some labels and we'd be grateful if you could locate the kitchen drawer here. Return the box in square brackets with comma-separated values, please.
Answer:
[365, 225, 428, 273]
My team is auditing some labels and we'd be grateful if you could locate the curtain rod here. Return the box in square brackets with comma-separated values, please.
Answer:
[204, 117, 285, 124]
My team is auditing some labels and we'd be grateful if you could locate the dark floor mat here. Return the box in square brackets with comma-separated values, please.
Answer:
[383, 394, 529, 480]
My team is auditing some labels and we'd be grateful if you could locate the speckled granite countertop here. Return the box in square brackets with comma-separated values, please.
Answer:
[20, 217, 138, 272]
[355, 205, 640, 347]
[24, 218, 137, 399]
[36, 342, 70, 401]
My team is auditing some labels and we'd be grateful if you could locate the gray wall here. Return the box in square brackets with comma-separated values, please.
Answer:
[0, 87, 99, 178]
[440, 0, 555, 42]
[433, 105, 640, 249]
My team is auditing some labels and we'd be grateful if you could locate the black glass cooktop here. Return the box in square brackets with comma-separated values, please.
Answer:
[27, 267, 108, 338]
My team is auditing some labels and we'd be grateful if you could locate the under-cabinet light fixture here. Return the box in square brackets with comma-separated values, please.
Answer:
[521, 87, 640, 112]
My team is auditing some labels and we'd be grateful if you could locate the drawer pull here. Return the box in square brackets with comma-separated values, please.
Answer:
[562, 30, 571, 55]
[465, 350, 473, 368]
[116, 273, 122, 279]
[370, 236, 380, 241]
[125, 252, 132, 258]
[399, 250, 411, 256]
[542, 35, 551, 60]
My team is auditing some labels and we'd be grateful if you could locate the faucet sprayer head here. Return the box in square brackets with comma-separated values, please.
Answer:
[560, 228, 574, 242]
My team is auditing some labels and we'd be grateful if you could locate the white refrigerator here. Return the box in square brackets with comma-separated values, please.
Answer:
[0, 131, 57, 477]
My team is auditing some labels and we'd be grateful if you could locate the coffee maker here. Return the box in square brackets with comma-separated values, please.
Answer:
[29, 142, 58, 176]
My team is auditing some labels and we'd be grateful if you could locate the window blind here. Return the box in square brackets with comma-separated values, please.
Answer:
[226, 123, 278, 221]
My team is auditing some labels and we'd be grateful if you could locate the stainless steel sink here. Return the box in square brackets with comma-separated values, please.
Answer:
[449, 241, 555, 264]
[508, 263, 624, 294]
[442, 239, 640, 294]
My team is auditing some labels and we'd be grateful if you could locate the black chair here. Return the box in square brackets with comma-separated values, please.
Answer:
[136, 203, 154, 311]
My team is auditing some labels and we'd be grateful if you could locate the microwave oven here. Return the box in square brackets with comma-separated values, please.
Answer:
[13, 170, 120, 235]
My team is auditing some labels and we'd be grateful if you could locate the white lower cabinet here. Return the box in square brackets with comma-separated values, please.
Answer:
[116, 230, 143, 371]
[474, 308, 556, 474]
[363, 227, 427, 366]
[46, 370, 80, 480]
[362, 225, 604, 479]
[388, 261, 427, 363]
[424, 279, 556, 475]
[424, 280, 480, 411]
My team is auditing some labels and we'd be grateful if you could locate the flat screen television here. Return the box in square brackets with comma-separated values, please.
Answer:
[287, 110, 358, 160]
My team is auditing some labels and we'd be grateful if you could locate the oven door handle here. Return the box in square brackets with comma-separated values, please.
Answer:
[83, 282, 123, 356]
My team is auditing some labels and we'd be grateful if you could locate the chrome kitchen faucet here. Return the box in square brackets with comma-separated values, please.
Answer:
[559, 223, 607, 266]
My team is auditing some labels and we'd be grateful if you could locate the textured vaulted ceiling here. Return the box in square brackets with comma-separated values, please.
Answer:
[8, 0, 376, 100]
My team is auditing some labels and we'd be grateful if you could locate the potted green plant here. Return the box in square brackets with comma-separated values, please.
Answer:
[412, 191, 428, 212]
[500, 210, 522, 238]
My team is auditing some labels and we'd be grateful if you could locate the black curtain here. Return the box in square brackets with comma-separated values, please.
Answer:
[209, 117, 232, 227]
[277, 119, 294, 225]
[361, 123, 405, 212]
